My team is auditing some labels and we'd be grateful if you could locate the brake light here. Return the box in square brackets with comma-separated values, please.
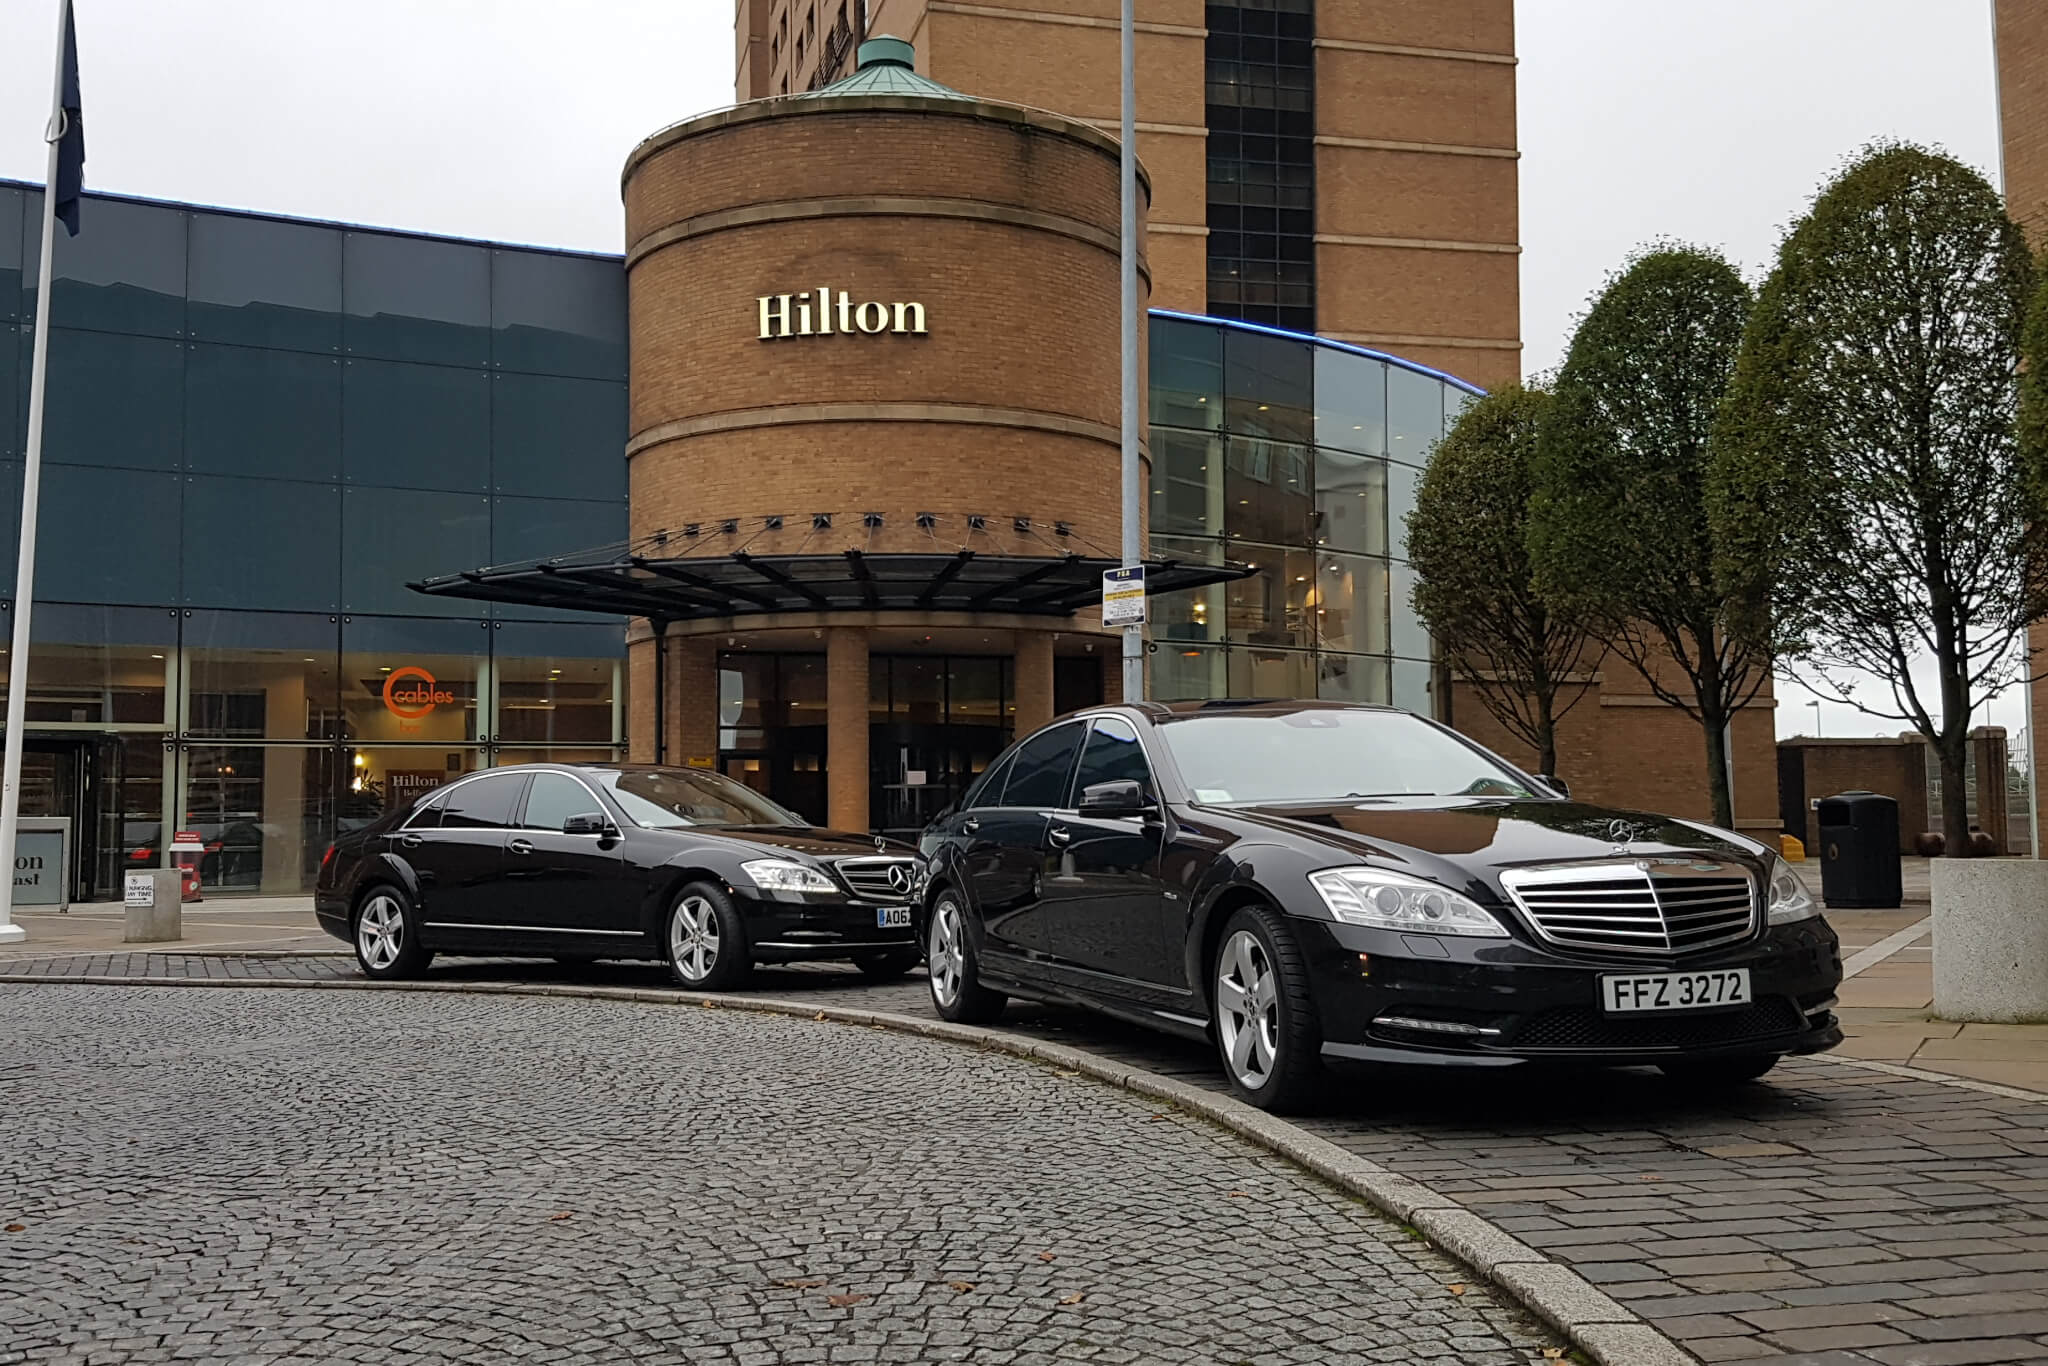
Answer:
[320, 844, 337, 872]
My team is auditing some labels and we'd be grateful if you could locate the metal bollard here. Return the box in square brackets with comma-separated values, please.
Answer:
[123, 868, 184, 943]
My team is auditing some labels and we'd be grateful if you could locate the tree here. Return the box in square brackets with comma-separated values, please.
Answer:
[1407, 386, 1593, 776]
[1528, 246, 1768, 829]
[1710, 143, 2039, 854]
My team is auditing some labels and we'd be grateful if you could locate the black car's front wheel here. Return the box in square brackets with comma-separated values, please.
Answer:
[927, 892, 1005, 1023]
[1212, 905, 1321, 1113]
[1658, 1053, 1780, 1087]
[354, 885, 431, 981]
[664, 882, 751, 991]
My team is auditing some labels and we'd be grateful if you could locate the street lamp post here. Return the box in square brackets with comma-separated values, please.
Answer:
[1808, 700, 1822, 738]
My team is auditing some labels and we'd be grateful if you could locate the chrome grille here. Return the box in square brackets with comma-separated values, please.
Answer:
[1499, 860, 1756, 957]
[833, 856, 920, 902]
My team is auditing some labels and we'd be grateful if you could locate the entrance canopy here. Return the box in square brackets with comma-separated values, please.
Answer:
[410, 540, 1253, 624]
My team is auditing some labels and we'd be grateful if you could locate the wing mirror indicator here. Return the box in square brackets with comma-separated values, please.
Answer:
[563, 812, 616, 837]
[1077, 779, 1156, 817]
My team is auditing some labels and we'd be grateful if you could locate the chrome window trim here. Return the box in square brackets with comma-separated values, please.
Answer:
[422, 922, 643, 937]
[516, 768, 616, 832]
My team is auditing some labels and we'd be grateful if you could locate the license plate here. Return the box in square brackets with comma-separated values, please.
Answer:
[875, 906, 911, 929]
[1600, 969, 1750, 1013]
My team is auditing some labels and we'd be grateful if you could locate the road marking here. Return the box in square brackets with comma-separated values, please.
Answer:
[1840, 917, 1930, 979]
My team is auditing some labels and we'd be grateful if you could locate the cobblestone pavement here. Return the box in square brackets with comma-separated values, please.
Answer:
[11, 953, 2048, 1365]
[0, 983, 1560, 1366]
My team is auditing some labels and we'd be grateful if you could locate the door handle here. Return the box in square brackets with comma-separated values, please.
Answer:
[963, 817, 980, 834]
[508, 838, 534, 856]
[399, 834, 423, 849]
[1048, 826, 1072, 847]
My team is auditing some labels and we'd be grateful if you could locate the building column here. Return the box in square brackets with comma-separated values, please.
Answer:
[826, 626, 869, 831]
[1100, 645, 1123, 705]
[669, 636, 718, 768]
[1014, 631, 1055, 734]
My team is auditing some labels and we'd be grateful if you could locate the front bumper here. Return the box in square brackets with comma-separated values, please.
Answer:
[1297, 916, 1843, 1068]
[737, 893, 919, 962]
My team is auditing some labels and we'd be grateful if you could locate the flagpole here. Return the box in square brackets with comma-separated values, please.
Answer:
[0, 0, 76, 944]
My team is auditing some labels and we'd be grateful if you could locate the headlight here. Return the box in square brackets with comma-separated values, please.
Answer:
[1308, 867, 1508, 938]
[740, 858, 836, 894]
[1765, 856, 1819, 925]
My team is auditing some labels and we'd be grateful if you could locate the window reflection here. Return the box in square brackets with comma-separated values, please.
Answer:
[1313, 349, 1386, 456]
[1319, 653, 1392, 706]
[341, 616, 484, 746]
[1225, 436, 1312, 545]
[1149, 320, 1223, 430]
[1152, 429, 1223, 536]
[183, 610, 339, 739]
[1226, 548, 1315, 650]
[1314, 553, 1390, 655]
[1314, 448, 1387, 556]
[1388, 364, 1447, 468]
[0, 605, 175, 725]
[178, 744, 338, 895]
[492, 621, 622, 747]
[1224, 329, 1313, 442]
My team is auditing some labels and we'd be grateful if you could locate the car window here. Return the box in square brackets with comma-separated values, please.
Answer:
[403, 794, 446, 831]
[440, 774, 526, 830]
[1157, 708, 1537, 804]
[1071, 717, 1152, 801]
[597, 768, 804, 829]
[523, 772, 600, 831]
[961, 751, 1017, 810]
[1001, 722, 1086, 809]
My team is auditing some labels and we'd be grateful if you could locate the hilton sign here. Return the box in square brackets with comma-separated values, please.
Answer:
[758, 287, 927, 341]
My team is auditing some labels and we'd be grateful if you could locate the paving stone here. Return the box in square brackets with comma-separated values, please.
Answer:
[1864, 1341, 2048, 1366]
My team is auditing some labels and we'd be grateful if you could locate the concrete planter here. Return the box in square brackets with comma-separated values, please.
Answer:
[1931, 859, 2048, 1023]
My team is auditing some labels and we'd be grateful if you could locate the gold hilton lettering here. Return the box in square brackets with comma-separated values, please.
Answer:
[758, 288, 928, 340]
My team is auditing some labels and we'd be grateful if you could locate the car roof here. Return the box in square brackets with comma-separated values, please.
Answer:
[1125, 698, 1404, 723]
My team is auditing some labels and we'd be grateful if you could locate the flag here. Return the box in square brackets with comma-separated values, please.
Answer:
[53, 0, 84, 236]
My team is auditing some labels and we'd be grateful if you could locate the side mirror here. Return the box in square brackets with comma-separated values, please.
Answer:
[1078, 779, 1155, 818]
[563, 811, 614, 836]
[1537, 775, 1570, 800]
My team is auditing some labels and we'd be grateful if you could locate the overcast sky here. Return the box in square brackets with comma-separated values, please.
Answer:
[0, 1, 2012, 746]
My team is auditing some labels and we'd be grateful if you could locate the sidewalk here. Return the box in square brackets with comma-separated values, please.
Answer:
[0, 896, 332, 964]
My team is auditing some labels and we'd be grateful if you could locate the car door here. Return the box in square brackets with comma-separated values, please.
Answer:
[969, 720, 1086, 961]
[1036, 716, 1173, 986]
[414, 771, 528, 937]
[504, 770, 638, 936]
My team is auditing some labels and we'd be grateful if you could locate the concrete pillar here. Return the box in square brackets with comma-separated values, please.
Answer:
[826, 627, 869, 832]
[669, 636, 718, 768]
[1014, 631, 1056, 735]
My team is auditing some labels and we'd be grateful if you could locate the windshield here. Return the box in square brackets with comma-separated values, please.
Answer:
[1157, 709, 1538, 804]
[597, 768, 804, 829]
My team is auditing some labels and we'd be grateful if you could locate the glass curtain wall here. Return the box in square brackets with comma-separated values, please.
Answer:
[0, 183, 629, 897]
[1148, 313, 1480, 713]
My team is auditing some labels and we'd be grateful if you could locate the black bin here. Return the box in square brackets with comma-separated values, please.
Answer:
[1814, 791, 1903, 909]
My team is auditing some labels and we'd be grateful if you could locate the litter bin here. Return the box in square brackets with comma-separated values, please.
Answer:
[1815, 790, 1903, 909]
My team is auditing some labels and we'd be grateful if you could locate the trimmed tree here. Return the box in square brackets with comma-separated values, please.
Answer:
[1710, 143, 2039, 854]
[1408, 385, 1593, 777]
[1528, 245, 1766, 829]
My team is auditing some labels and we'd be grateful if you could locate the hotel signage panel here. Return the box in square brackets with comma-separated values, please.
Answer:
[758, 288, 927, 340]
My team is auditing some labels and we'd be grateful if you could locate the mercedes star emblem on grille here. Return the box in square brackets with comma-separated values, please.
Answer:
[886, 864, 913, 894]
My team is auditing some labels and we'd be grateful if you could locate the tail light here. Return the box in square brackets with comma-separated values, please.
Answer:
[319, 844, 337, 877]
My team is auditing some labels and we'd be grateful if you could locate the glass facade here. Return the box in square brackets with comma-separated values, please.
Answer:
[1149, 312, 1480, 712]
[1204, 0, 1316, 332]
[1, 183, 628, 899]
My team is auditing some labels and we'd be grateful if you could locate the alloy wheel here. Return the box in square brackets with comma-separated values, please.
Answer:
[928, 899, 965, 1008]
[1216, 929, 1280, 1089]
[357, 893, 404, 972]
[670, 895, 721, 982]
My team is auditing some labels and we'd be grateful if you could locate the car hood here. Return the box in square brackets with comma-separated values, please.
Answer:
[1210, 797, 1764, 873]
[651, 825, 914, 860]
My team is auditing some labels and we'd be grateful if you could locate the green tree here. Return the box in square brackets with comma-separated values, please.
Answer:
[1528, 246, 1766, 829]
[1711, 143, 2039, 854]
[1408, 386, 1593, 777]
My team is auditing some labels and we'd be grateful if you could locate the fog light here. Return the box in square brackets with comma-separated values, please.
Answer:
[1373, 1014, 1503, 1038]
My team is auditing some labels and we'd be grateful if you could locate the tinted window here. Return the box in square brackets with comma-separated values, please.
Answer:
[1157, 709, 1534, 805]
[441, 773, 525, 829]
[187, 213, 343, 353]
[524, 772, 600, 830]
[405, 794, 447, 830]
[1072, 718, 1152, 799]
[600, 768, 801, 829]
[1001, 722, 1085, 809]
[962, 751, 1016, 810]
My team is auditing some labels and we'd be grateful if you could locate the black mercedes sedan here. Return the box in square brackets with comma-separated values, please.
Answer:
[315, 763, 923, 989]
[917, 701, 1842, 1112]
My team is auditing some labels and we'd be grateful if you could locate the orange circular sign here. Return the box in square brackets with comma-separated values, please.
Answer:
[383, 666, 454, 720]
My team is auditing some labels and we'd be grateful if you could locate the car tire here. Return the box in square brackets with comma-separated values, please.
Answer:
[353, 885, 432, 981]
[664, 881, 752, 991]
[926, 891, 1005, 1023]
[1658, 1054, 1780, 1087]
[1212, 905, 1322, 1113]
[850, 948, 920, 980]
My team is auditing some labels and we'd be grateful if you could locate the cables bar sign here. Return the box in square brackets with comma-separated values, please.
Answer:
[758, 288, 927, 340]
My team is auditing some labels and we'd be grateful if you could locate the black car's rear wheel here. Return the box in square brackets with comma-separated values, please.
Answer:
[664, 882, 751, 991]
[850, 948, 920, 980]
[1212, 905, 1321, 1113]
[927, 892, 1005, 1023]
[354, 885, 431, 981]
[1658, 1054, 1780, 1087]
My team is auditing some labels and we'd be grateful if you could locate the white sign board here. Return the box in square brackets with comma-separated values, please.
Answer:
[1101, 565, 1147, 627]
[14, 817, 69, 909]
[125, 872, 156, 908]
